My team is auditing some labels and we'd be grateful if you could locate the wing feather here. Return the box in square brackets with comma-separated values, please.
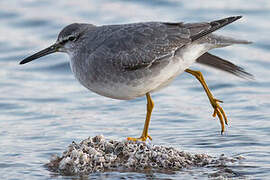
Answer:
[91, 16, 244, 71]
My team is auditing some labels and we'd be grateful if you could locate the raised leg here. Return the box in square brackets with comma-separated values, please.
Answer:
[185, 69, 228, 134]
[127, 92, 154, 141]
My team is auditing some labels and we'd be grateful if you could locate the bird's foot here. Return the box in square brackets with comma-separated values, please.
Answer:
[210, 98, 228, 134]
[127, 134, 152, 142]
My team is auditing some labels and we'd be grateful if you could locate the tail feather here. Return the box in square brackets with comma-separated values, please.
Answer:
[196, 52, 253, 79]
[210, 34, 252, 47]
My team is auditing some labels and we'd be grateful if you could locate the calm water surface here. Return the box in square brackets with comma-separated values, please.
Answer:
[0, 0, 270, 179]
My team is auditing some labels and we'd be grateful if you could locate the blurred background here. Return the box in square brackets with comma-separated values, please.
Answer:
[0, 0, 270, 179]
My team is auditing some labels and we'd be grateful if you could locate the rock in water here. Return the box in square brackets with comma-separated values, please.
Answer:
[45, 135, 238, 175]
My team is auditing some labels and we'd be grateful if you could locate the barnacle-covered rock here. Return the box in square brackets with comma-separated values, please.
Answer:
[46, 135, 242, 175]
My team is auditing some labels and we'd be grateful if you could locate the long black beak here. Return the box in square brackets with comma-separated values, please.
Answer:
[19, 43, 60, 65]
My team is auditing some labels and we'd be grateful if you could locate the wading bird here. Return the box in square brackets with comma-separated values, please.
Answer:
[20, 16, 252, 141]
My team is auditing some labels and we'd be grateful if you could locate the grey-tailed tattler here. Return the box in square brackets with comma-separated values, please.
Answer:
[20, 16, 252, 141]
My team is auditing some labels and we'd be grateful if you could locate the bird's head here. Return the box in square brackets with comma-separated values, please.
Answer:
[19, 23, 91, 65]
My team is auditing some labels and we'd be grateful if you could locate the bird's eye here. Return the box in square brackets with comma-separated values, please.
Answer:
[68, 36, 76, 41]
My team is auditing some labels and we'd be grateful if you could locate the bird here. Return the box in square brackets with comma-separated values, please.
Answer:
[20, 16, 252, 141]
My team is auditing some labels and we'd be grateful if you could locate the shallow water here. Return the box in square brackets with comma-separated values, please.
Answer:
[0, 0, 270, 179]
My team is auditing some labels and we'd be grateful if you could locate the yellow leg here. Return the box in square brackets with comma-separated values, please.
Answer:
[185, 69, 228, 134]
[127, 93, 154, 141]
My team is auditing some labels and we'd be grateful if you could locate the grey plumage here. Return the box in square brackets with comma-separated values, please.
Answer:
[19, 16, 252, 139]
[20, 16, 252, 99]
[54, 16, 250, 72]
